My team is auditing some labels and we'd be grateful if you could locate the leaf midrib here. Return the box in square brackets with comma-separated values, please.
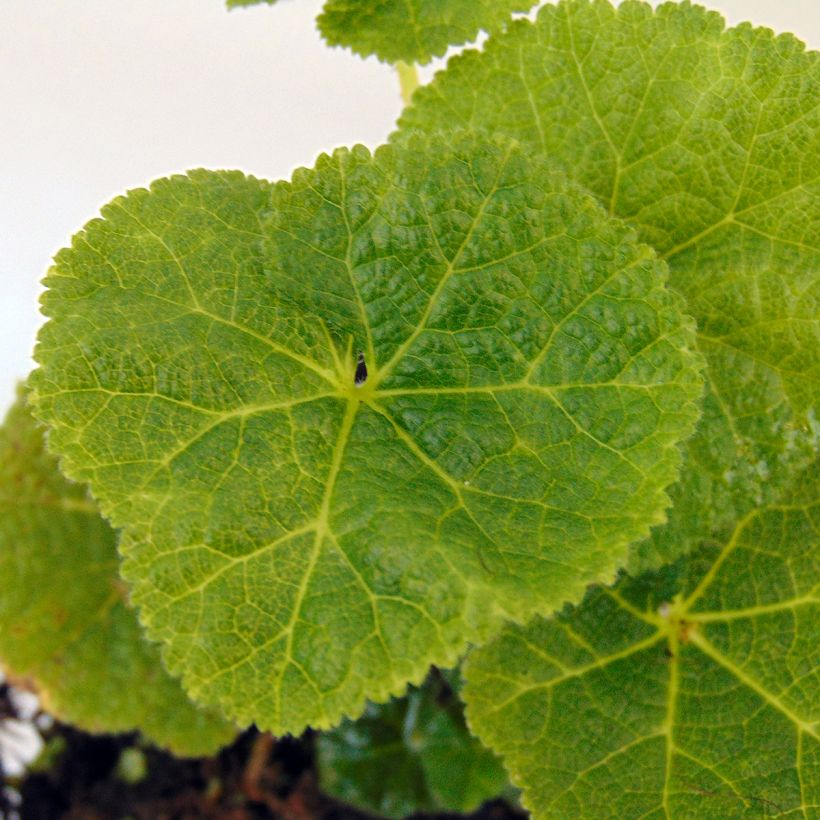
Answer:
[273, 397, 359, 727]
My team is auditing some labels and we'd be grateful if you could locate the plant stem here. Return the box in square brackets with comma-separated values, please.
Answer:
[395, 61, 419, 105]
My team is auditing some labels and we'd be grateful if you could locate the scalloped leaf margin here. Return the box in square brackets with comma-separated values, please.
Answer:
[29, 136, 702, 734]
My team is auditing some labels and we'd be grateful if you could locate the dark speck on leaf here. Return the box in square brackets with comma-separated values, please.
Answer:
[354, 351, 367, 386]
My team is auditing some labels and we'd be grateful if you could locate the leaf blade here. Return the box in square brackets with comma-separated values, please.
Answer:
[30, 137, 702, 734]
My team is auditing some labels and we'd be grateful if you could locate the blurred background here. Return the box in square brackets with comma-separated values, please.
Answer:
[1, 0, 818, 417]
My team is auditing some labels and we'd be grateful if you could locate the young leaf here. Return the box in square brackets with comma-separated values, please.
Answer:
[226, 0, 536, 65]
[463, 463, 819, 818]
[397, 0, 820, 569]
[226, 0, 278, 8]
[318, 670, 512, 817]
[30, 137, 702, 734]
[318, 0, 538, 65]
[0, 392, 236, 757]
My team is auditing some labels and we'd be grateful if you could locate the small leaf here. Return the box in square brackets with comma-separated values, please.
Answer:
[463, 463, 819, 818]
[0, 392, 235, 757]
[318, 670, 512, 817]
[318, 0, 538, 65]
[397, 0, 820, 569]
[226, 0, 278, 8]
[225, 0, 536, 65]
[30, 137, 702, 734]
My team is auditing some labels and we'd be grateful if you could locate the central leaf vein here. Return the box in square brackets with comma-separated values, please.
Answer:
[274, 397, 360, 724]
[338, 158, 376, 365]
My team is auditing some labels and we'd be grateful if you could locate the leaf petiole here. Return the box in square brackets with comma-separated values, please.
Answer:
[395, 61, 419, 105]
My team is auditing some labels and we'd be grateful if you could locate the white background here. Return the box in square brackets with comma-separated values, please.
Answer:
[1, 0, 818, 416]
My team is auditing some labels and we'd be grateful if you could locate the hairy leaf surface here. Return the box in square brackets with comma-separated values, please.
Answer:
[398, 0, 820, 568]
[0, 393, 235, 756]
[464, 462, 819, 818]
[319, 670, 511, 817]
[318, 0, 538, 64]
[30, 138, 702, 734]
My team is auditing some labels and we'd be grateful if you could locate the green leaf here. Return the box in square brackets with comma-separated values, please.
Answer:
[318, 669, 512, 816]
[463, 463, 819, 818]
[318, 0, 538, 65]
[226, 0, 278, 8]
[30, 137, 702, 734]
[397, 0, 820, 569]
[225, 0, 536, 64]
[0, 391, 236, 757]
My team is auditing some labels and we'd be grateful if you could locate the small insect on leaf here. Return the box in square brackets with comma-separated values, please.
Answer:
[354, 351, 368, 387]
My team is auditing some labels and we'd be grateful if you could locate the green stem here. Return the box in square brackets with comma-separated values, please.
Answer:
[395, 61, 420, 105]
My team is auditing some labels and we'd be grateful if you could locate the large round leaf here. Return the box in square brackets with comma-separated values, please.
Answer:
[30, 136, 702, 733]
[397, 0, 820, 569]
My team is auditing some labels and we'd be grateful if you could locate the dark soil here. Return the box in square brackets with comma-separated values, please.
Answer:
[1, 683, 526, 820]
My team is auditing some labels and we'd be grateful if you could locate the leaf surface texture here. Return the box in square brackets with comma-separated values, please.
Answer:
[464, 462, 820, 818]
[226, 0, 535, 64]
[30, 138, 702, 733]
[227, 0, 277, 7]
[398, 0, 820, 568]
[318, 0, 538, 64]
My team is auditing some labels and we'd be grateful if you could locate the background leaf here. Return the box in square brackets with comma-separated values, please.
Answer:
[0, 392, 236, 757]
[463, 461, 819, 818]
[226, 0, 279, 8]
[318, 669, 513, 817]
[397, 0, 820, 570]
[318, 0, 538, 65]
[225, 0, 536, 65]
[30, 138, 702, 735]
